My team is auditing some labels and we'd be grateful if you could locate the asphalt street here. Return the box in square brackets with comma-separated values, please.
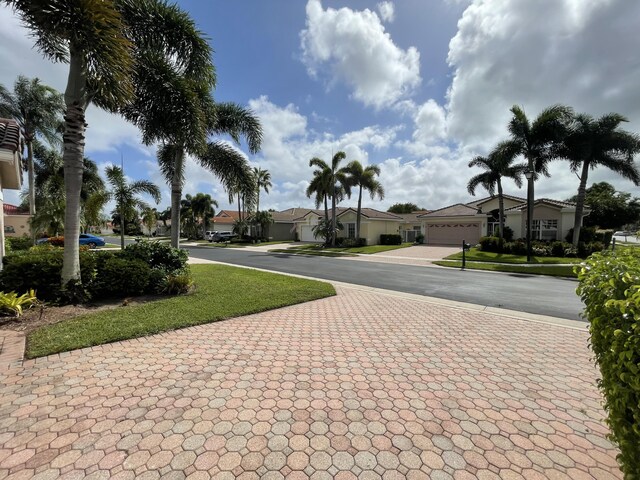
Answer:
[185, 246, 584, 321]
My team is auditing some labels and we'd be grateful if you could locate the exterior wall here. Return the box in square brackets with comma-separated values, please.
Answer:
[362, 221, 401, 245]
[505, 213, 523, 238]
[560, 211, 577, 242]
[422, 217, 484, 245]
[4, 214, 30, 237]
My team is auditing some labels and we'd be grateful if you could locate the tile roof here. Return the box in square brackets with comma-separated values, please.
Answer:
[394, 211, 431, 223]
[0, 119, 20, 154]
[3, 203, 28, 215]
[504, 198, 580, 211]
[271, 208, 314, 222]
[466, 194, 526, 208]
[420, 204, 480, 217]
[292, 207, 403, 222]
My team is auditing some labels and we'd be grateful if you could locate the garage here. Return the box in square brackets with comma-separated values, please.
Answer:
[426, 223, 481, 246]
[299, 225, 318, 242]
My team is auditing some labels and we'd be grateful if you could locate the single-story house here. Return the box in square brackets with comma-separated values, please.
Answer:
[268, 208, 312, 241]
[0, 118, 23, 262]
[419, 194, 589, 245]
[4, 203, 30, 237]
[396, 211, 430, 243]
[293, 207, 404, 245]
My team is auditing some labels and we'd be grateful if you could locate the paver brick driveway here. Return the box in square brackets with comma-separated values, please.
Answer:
[0, 285, 620, 479]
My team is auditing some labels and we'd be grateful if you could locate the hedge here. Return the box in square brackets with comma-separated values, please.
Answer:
[576, 248, 640, 478]
[380, 234, 402, 245]
[478, 236, 605, 258]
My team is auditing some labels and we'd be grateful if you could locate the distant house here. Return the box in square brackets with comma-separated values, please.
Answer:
[418, 195, 589, 245]
[3, 203, 30, 237]
[0, 118, 23, 262]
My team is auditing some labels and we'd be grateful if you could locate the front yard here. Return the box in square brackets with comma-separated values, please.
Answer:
[25, 264, 335, 358]
[434, 260, 578, 277]
[444, 247, 583, 264]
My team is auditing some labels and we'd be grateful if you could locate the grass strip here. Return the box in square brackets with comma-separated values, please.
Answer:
[434, 260, 578, 278]
[444, 247, 582, 265]
[26, 264, 335, 358]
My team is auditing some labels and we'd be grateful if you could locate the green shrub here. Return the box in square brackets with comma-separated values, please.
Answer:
[596, 230, 614, 248]
[415, 233, 425, 244]
[6, 236, 31, 251]
[494, 226, 514, 242]
[121, 240, 187, 273]
[550, 241, 566, 257]
[380, 234, 402, 245]
[93, 257, 151, 297]
[565, 226, 597, 243]
[479, 236, 503, 253]
[163, 272, 193, 295]
[503, 240, 528, 256]
[48, 236, 64, 247]
[0, 250, 97, 303]
[576, 248, 640, 478]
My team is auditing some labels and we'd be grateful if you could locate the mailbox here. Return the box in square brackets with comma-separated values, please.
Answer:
[462, 240, 471, 269]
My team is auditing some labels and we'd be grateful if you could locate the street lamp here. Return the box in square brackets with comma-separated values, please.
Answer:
[524, 169, 534, 262]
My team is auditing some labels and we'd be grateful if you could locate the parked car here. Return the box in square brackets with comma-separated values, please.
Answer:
[36, 234, 106, 249]
[211, 231, 236, 243]
[205, 230, 218, 242]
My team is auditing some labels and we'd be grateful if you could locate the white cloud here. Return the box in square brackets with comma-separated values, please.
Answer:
[300, 0, 421, 109]
[377, 2, 395, 22]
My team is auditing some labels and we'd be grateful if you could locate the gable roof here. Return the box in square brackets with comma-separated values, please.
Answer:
[0, 119, 21, 154]
[395, 211, 431, 223]
[420, 203, 480, 218]
[505, 198, 581, 212]
[466, 194, 526, 208]
[292, 207, 403, 222]
[3, 203, 28, 215]
[271, 208, 314, 223]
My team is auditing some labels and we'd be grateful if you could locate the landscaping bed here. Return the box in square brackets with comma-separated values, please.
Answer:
[24, 264, 335, 358]
[434, 260, 578, 277]
[270, 242, 413, 256]
[445, 247, 583, 265]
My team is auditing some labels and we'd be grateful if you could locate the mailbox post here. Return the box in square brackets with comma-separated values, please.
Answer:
[462, 240, 471, 269]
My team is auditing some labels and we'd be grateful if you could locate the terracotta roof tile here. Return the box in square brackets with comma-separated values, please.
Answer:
[421, 203, 480, 217]
[3, 203, 28, 215]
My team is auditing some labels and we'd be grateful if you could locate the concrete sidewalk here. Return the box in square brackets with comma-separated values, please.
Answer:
[0, 278, 618, 479]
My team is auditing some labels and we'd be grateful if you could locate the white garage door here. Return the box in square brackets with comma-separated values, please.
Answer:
[299, 225, 317, 242]
[427, 223, 481, 246]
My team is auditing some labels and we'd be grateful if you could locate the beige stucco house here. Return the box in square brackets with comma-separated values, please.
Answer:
[3, 203, 30, 238]
[293, 208, 403, 245]
[0, 118, 23, 261]
[418, 194, 589, 245]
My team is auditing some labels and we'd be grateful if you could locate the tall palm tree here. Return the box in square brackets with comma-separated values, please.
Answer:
[560, 113, 640, 246]
[506, 105, 573, 247]
[5, 0, 213, 283]
[467, 142, 527, 243]
[141, 207, 158, 237]
[253, 167, 272, 213]
[0, 75, 64, 242]
[306, 165, 332, 222]
[309, 152, 351, 247]
[344, 161, 385, 240]
[104, 165, 161, 249]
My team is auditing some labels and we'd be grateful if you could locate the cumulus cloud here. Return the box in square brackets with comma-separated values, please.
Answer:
[300, 0, 421, 109]
[377, 2, 395, 22]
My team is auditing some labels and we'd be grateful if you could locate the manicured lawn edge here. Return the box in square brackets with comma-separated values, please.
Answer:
[445, 247, 583, 265]
[434, 260, 579, 278]
[269, 248, 355, 257]
[273, 242, 413, 255]
[26, 264, 336, 358]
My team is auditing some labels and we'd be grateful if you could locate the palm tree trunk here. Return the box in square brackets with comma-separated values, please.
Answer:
[331, 186, 337, 247]
[237, 194, 242, 223]
[324, 195, 328, 222]
[256, 188, 260, 214]
[61, 50, 88, 284]
[572, 160, 590, 247]
[26, 140, 36, 245]
[497, 178, 505, 246]
[170, 149, 184, 248]
[356, 185, 363, 240]
[119, 195, 125, 250]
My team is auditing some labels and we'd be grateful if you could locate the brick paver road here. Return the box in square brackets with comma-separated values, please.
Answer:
[0, 285, 620, 479]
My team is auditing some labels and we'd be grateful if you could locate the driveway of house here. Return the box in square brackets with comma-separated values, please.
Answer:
[346, 245, 459, 267]
[0, 284, 618, 479]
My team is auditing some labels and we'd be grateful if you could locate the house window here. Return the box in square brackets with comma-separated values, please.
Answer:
[4, 226, 15, 233]
[532, 219, 558, 240]
[347, 223, 356, 239]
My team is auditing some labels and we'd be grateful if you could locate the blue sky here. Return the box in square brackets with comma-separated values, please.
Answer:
[1, 0, 640, 213]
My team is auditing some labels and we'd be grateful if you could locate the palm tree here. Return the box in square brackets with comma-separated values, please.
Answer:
[467, 142, 527, 243]
[344, 161, 385, 240]
[309, 152, 351, 246]
[0, 76, 64, 242]
[506, 105, 573, 248]
[104, 165, 161, 249]
[560, 113, 640, 246]
[141, 207, 158, 237]
[190, 193, 218, 239]
[253, 167, 272, 213]
[306, 165, 332, 222]
[5, 0, 214, 283]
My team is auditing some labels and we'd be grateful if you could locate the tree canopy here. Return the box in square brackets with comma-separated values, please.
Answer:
[568, 182, 640, 229]
[387, 203, 425, 214]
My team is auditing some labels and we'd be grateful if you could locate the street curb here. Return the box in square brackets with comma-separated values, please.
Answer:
[187, 257, 587, 331]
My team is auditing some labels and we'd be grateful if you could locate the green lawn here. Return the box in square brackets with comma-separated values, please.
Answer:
[272, 242, 413, 255]
[444, 247, 583, 265]
[195, 240, 295, 248]
[434, 260, 579, 278]
[26, 264, 335, 358]
[96, 243, 120, 249]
